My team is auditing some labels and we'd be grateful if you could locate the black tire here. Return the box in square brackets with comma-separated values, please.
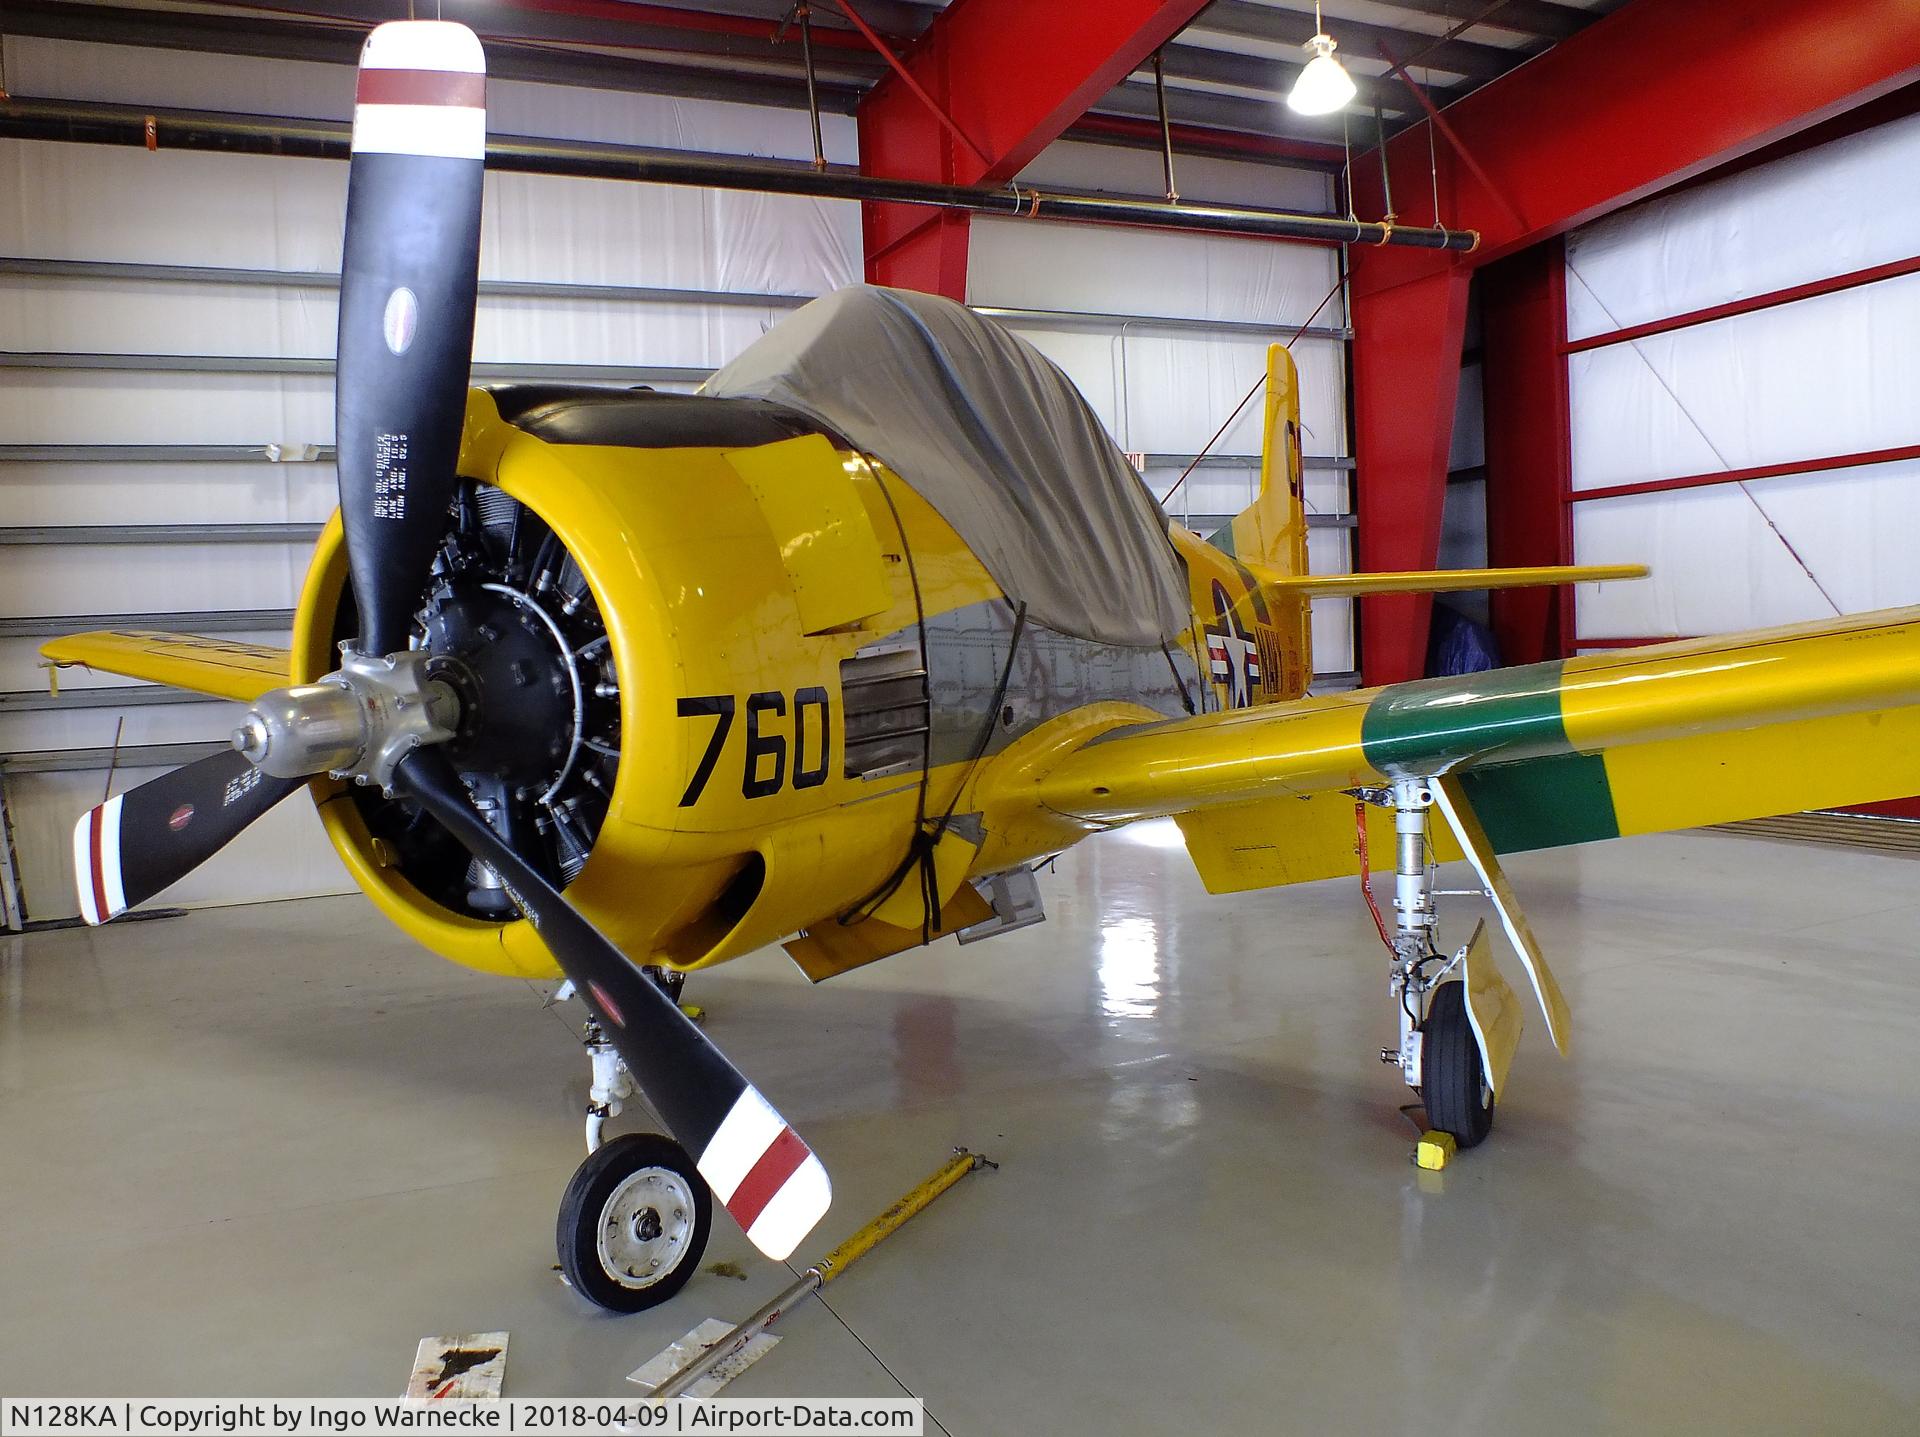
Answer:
[1420, 981, 1495, 1149]
[558, 1132, 712, 1313]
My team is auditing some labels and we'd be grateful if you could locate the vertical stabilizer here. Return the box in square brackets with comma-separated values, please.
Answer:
[1214, 344, 1312, 696]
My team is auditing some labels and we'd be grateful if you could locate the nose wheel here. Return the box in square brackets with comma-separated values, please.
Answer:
[558, 1132, 713, 1312]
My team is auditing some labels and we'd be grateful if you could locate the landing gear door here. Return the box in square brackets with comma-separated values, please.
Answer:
[1433, 774, 1574, 1055]
[1460, 919, 1523, 1098]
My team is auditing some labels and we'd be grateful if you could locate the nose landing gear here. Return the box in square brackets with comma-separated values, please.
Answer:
[554, 966, 719, 1312]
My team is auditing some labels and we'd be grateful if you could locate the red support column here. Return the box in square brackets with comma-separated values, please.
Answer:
[1349, 264, 1471, 685]
[855, 0, 1211, 296]
[1481, 238, 1574, 666]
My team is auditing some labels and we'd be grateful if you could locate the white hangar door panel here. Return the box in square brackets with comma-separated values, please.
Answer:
[1564, 110, 1920, 649]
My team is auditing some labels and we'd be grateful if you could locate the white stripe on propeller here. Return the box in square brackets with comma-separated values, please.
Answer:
[698, 1086, 833, 1261]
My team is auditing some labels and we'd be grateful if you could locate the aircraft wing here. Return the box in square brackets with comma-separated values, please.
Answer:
[1029, 605, 1920, 872]
[40, 630, 293, 703]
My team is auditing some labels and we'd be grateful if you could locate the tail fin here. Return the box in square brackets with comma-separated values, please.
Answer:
[1211, 344, 1312, 697]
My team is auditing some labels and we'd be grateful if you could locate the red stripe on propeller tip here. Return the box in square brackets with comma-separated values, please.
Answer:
[355, 69, 486, 109]
[724, 1127, 811, 1232]
[88, 806, 110, 923]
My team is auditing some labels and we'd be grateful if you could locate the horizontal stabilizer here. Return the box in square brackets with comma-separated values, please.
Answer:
[1259, 563, 1647, 599]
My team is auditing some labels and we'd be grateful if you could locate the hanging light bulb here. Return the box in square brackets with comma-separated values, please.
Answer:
[1287, 2, 1357, 116]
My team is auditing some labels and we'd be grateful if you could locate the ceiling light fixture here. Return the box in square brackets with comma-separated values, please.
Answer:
[1287, 1, 1357, 116]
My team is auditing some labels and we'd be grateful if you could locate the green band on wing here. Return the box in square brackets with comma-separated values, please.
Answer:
[1458, 751, 1622, 851]
[1360, 659, 1573, 775]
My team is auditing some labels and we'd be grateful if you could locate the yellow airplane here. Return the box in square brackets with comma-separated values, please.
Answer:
[39, 20, 1920, 1313]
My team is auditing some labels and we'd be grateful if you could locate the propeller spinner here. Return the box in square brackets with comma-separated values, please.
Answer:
[65, 20, 830, 1262]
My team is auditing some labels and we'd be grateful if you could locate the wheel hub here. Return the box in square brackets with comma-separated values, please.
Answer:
[598, 1167, 696, 1288]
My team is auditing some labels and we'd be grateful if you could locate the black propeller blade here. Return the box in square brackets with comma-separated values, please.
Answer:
[334, 21, 487, 655]
[71, 750, 303, 925]
[394, 750, 831, 1259]
[337, 25, 830, 1258]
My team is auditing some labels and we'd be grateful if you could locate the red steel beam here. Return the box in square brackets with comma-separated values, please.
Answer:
[834, 0, 989, 168]
[1355, 0, 1920, 291]
[1570, 442, 1920, 505]
[858, 0, 1212, 297]
[1067, 113, 1345, 169]
[1565, 252, 1920, 353]
[1344, 0, 1920, 684]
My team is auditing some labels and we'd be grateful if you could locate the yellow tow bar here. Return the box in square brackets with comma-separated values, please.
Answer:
[654, 1147, 995, 1397]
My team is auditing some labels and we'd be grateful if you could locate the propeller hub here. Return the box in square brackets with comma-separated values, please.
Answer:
[234, 650, 460, 792]
[421, 579, 581, 796]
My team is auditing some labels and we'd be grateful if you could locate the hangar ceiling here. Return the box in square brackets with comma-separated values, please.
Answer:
[0, 0, 1628, 153]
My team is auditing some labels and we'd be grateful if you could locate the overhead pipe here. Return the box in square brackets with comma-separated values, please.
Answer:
[0, 96, 1479, 252]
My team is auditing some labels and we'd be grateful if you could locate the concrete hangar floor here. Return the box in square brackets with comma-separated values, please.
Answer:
[1, 823, 1915, 1433]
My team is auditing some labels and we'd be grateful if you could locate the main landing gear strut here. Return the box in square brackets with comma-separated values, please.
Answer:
[1375, 778, 1495, 1149]
[553, 966, 716, 1312]
[1365, 774, 1573, 1154]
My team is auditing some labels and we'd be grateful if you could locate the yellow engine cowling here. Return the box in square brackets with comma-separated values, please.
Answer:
[292, 390, 977, 979]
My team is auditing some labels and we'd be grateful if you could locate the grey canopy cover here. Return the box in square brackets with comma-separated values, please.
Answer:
[702, 285, 1190, 648]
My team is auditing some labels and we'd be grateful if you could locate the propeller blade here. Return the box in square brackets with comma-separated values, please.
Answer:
[336, 20, 487, 654]
[392, 750, 832, 1259]
[71, 751, 303, 925]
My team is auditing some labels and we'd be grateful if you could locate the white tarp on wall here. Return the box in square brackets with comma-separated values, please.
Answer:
[1566, 111, 1920, 340]
[1564, 109, 1920, 641]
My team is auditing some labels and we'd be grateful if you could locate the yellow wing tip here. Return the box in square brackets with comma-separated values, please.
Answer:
[35, 630, 291, 703]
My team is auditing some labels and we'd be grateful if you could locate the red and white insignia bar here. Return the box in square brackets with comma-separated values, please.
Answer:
[698, 1086, 833, 1260]
[351, 22, 487, 161]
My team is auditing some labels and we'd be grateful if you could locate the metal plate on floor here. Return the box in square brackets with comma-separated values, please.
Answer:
[629, 1319, 779, 1398]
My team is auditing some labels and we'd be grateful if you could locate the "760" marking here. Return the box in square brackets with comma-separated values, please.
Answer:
[677, 688, 831, 806]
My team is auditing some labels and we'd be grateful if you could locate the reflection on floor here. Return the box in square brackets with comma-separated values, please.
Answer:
[1, 825, 1916, 1433]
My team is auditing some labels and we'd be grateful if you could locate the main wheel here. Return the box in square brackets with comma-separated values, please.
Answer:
[558, 1132, 712, 1313]
[1420, 981, 1494, 1149]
